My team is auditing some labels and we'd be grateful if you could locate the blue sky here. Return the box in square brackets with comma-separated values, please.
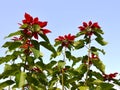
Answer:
[0, 0, 120, 74]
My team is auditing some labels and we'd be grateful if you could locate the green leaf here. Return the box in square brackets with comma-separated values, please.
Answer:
[94, 28, 104, 35]
[31, 40, 39, 50]
[31, 48, 43, 58]
[46, 61, 57, 68]
[78, 86, 89, 90]
[2, 41, 22, 50]
[2, 42, 12, 48]
[65, 51, 71, 60]
[76, 64, 87, 74]
[39, 34, 50, 43]
[58, 60, 66, 68]
[56, 46, 63, 55]
[93, 79, 103, 85]
[99, 83, 114, 90]
[92, 59, 105, 73]
[91, 46, 106, 55]
[0, 80, 15, 89]
[76, 31, 85, 37]
[95, 37, 108, 46]
[46, 61, 57, 75]
[9, 42, 22, 50]
[15, 72, 27, 88]
[40, 41, 56, 55]
[49, 77, 58, 88]
[20, 24, 28, 29]
[5, 30, 22, 38]
[54, 41, 61, 47]
[0, 55, 15, 64]
[26, 74, 40, 86]
[91, 71, 104, 80]
[73, 40, 84, 49]
[0, 64, 20, 79]
[71, 56, 82, 66]
[112, 79, 120, 86]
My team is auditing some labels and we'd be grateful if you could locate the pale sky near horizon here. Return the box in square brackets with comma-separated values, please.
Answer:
[0, 0, 120, 75]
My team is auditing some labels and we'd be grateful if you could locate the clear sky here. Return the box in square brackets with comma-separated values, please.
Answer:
[0, 0, 120, 74]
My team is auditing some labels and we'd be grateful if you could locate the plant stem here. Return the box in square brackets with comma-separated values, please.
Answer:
[62, 69, 64, 90]
[61, 47, 66, 90]
[85, 40, 91, 85]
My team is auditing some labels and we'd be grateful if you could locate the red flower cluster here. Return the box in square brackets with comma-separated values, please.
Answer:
[55, 34, 75, 47]
[103, 72, 118, 81]
[12, 36, 23, 41]
[78, 21, 101, 36]
[21, 13, 51, 39]
[20, 39, 33, 49]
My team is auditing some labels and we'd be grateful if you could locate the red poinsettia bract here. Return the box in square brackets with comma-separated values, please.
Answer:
[20, 39, 33, 49]
[78, 21, 101, 36]
[55, 34, 75, 47]
[103, 72, 118, 81]
[21, 13, 51, 39]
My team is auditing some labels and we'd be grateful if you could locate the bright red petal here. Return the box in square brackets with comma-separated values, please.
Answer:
[89, 21, 92, 26]
[42, 29, 51, 34]
[39, 21, 47, 28]
[78, 26, 85, 31]
[92, 22, 100, 29]
[33, 32, 38, 39]
[33, 17, 39, 24]
[83, 22, 88, 27]
[24, 13, 33, 24]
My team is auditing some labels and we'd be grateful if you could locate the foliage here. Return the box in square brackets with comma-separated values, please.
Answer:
[0, 13, 119, 90]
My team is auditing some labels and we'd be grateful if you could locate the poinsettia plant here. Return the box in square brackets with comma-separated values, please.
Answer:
[0, 13, 120, 90]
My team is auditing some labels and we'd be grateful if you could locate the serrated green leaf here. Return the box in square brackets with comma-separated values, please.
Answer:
[92, 60, 105, 73]
[5, 30, 22, 38]
[15, 72, 27, 88]
[0, 80, 15, 89]
[78, 86, 89, 90]
[31, 48, 43, 58]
